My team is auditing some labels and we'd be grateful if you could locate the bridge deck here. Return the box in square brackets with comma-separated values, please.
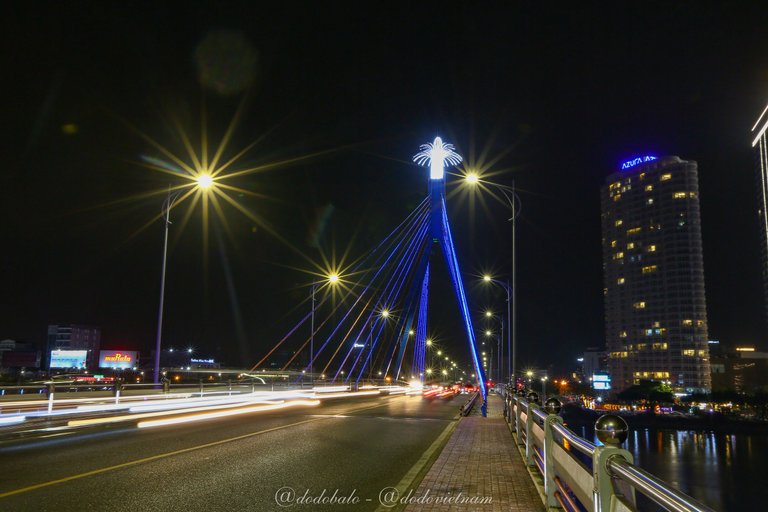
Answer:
[405, 394, 544, 511]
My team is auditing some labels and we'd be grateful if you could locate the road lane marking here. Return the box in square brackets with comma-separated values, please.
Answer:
[373, 417, 459, 512]
[0, 397, 402, 499]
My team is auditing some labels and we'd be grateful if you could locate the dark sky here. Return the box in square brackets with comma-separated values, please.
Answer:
[3, 2, 768, 373]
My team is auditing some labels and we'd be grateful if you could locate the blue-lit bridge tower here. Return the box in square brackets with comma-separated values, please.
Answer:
[411, 137, 488, 409]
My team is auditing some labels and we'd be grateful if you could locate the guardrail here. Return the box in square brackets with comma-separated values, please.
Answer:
[0, 380, 313, 415]
[459, 391, 480, 416]
[502, 389, 716, 512]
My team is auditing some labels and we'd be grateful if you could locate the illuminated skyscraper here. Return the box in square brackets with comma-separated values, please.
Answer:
[601, 156, 711, 393]
[751, 106, 768, 331]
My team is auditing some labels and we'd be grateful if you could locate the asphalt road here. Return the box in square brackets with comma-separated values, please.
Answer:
[0, 393, 463, 512]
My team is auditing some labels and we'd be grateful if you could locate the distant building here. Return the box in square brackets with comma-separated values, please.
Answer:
[580, 348, 608, 379]
[46, 324, 101, 370]
[711, 346, 768, 392]
[0, 339, 41, 371]
[601, 156, 711, 393]
[751, 106, 768, 336]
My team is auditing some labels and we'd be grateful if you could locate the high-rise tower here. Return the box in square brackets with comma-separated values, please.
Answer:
[751, 106, 768, 332]
[601, 156, 711, 393]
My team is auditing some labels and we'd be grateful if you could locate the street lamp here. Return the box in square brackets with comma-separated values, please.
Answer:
[311, 273, 340, 386]
[482, 275, 513, 386]
[470, 175, 521, 388]
[368, 307, 390, 381]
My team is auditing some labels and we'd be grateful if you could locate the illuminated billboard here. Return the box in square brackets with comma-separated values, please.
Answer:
[50, 350, 88, 369]
[592, 373, 612, 390]
[99, 350, 138, 369]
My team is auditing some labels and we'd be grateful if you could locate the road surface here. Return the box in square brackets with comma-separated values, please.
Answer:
[0, 393, 463, 511]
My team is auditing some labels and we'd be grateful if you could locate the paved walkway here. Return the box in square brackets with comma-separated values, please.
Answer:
[404, 394, 544, 512]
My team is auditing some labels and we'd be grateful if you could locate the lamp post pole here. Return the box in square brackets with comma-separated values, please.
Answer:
[310, 282, 317, 387]
[499, 183, 521, 387]
[153, 189, 179, 384]
[510, 181, 518, 389]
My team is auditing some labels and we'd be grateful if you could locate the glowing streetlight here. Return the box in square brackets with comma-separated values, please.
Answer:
[465, 172, 480, 185]
[381, 309, 390, 319]
[426, 339, 433, 346]
[409, 329, 415, 336]
[426, 368, 433, 375]
[485, 310, 493, 318]
[437, 350, 442, 356]
[485, 330, 492, 337]
[196, 173, 214, 189]
[328, 273, 339, 284]
[442, 369, 448, 376]
[483, 274, 492, 282]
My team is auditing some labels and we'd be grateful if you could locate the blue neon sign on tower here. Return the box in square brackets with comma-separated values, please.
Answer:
[620, 155, 657, 170]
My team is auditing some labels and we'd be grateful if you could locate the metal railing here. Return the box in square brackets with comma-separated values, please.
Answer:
[0, 379, 310, 416]
[459, 391, 480, 416]
[502, 389, 716, 512]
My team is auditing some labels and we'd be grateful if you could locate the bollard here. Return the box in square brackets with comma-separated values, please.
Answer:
[592, 414, 635, 512]
[113, 377, 123, 404]
[47, 383, 55, 414]
[199, 379, 204, 397]
[228, 379, 232, 396]
[543, 398, 563, 508]
[162, 378, 170, 394]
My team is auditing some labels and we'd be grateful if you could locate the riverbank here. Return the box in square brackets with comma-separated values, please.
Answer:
[561, 404, 768, 435]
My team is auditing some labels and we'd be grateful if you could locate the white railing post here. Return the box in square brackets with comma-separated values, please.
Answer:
[592, 414, 634, 512]
[525, 401, 538, 466]
[47, 383, 55, 414]
[543, 398, 564, 508]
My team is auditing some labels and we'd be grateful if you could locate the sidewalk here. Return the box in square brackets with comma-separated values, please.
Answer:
[404, 393, 544, 512]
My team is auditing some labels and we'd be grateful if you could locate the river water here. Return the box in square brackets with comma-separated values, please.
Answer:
[574, 426, 768, 511]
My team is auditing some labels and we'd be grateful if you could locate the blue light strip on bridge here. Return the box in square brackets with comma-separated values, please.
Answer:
[412, 264, 429, 381]
[440, 199, 487, 402]
[330, 210, 430, 382]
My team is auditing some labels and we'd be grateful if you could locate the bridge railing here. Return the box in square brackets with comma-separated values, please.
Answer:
[503, 390, 716, 512]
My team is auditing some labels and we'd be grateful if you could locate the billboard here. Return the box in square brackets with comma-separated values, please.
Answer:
[99, 350, 138, 369]
[50, 350, 88, 369]
[592, 373, 612, 390]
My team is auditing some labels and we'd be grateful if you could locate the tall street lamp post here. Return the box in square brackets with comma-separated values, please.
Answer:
[154, 175, 215, 384]
[466, 175, 521, 389]
[311, 273, 339, 386]
[483, 276, 512, 385]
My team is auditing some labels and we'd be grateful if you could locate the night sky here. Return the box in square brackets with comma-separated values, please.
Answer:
[3, 2, 768, 373]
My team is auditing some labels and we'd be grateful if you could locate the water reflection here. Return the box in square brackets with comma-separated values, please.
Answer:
[583, 428, 767, 511]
